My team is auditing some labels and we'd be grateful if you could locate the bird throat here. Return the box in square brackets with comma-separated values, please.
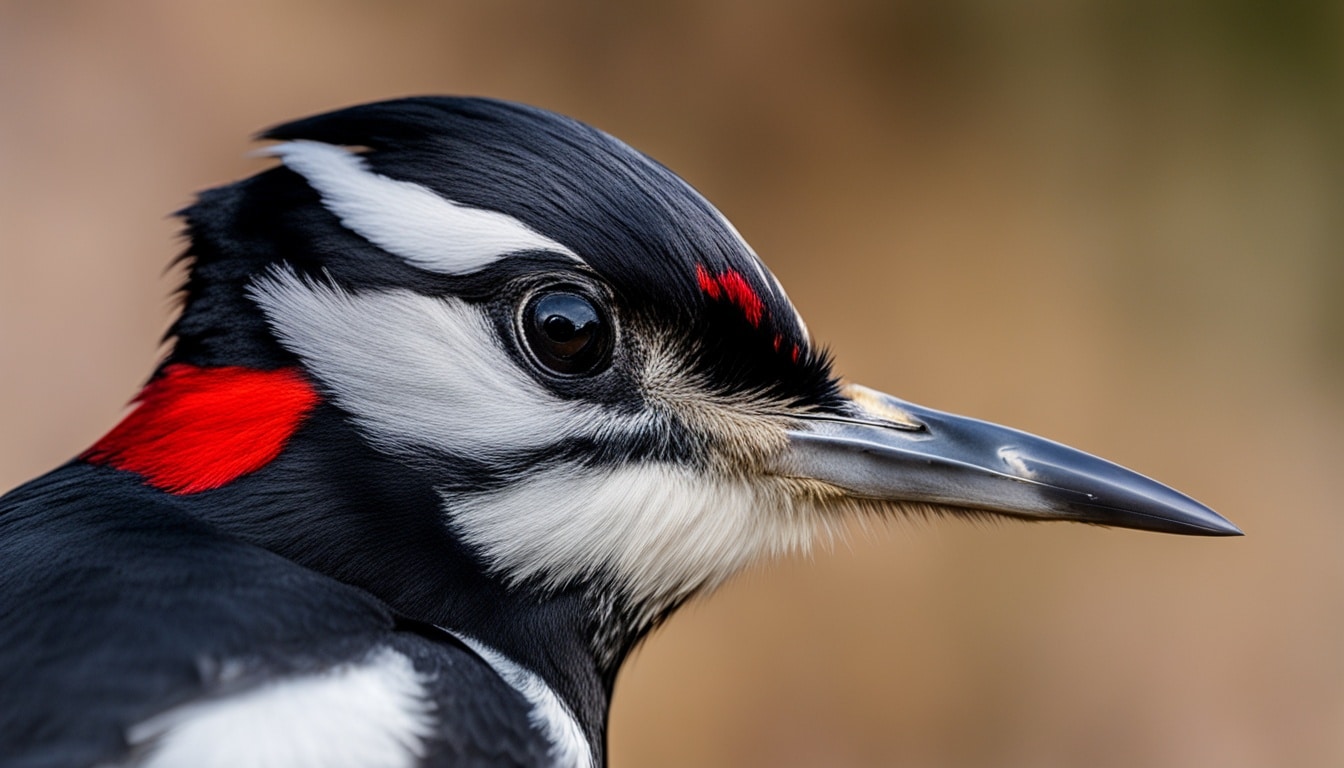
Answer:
[83, 364, 320, 494]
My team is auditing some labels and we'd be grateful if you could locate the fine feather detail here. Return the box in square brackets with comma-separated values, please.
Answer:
[695, 265, 765, 328]
[446, 464, 824, 634]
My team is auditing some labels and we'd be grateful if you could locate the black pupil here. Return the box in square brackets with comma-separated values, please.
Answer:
[525, 292, 607, 374]
[541, 309, 589, 355]
[543, 313, 580, 344]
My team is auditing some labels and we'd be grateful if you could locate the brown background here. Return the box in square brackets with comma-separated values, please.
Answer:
[1, 2, 1341, 766]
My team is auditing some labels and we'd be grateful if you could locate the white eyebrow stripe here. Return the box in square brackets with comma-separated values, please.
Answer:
[265, 140, 580, 275]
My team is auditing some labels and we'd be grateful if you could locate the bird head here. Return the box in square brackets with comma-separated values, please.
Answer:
[85, 97, 1238, 674]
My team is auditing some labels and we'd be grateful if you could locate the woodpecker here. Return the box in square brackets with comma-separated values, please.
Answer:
[0, 97, 1239, 767]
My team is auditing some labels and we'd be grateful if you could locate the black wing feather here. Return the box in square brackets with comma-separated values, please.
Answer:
[0, 464, 551, 767]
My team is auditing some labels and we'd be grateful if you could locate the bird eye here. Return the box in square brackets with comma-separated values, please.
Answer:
[521, 291, 612, 376]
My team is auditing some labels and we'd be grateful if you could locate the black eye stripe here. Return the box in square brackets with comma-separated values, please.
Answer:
[521, 290, 613, 376]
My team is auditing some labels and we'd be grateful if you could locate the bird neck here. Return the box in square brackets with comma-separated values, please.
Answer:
[155, 399, 631, 752]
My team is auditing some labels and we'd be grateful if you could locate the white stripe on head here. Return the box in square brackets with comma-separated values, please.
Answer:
[265, 140, 580, 275]
[248, 268, 630, 460]
[128, 648, 434, 768]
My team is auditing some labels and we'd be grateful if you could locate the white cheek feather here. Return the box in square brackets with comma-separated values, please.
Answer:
[264, 140, 579, 275]
[447, 464, 820, 617]
[127, 648, 434, 768]
[248, 270, 619, 460]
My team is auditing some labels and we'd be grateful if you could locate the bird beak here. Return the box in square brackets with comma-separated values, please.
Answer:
[772, 384, 1241, 536]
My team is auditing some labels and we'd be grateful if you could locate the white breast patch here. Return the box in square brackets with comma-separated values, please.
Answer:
[125, 647, 435, 768]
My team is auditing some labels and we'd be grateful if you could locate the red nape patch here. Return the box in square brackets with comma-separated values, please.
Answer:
[695, 264, 765, 327]
[83, 364, 320, 495]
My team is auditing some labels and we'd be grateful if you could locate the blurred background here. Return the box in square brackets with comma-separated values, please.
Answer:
[1, 1, 1340, 765]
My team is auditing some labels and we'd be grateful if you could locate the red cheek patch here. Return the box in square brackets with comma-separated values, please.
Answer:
[83, 364, 319, 495]
[696, 264, 765, 327]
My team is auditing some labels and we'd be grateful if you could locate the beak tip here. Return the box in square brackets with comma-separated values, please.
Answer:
[1198, 515, 1244, 537]
[1131, 501, 1243, 537]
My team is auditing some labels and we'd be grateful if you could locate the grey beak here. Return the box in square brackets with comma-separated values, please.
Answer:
[774, 384, 1241, 536]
